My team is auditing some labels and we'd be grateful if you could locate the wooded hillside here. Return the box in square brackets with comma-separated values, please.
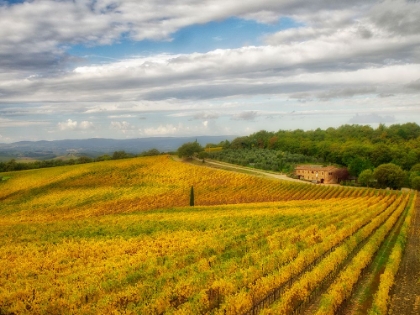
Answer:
[220, 123, 419, 176]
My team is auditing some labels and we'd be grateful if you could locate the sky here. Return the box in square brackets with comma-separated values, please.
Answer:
[1, 0, 420, 143]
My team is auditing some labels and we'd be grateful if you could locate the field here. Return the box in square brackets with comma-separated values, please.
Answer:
[0, 156, 417, 314]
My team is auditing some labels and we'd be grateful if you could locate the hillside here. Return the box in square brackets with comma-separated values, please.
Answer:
[222, 123, 420, 175]
[0, 156, 417, 314]
[0, 155, 359, 223]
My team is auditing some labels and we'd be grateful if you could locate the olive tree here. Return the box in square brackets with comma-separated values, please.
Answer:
[177, 141, 203, 159]
[411, 176, 420, 191]
[358, 169, 374, 187]
[373, 163, 405, 189]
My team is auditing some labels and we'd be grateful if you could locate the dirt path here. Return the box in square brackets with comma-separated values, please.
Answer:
[389, 193, 420, 315]
[191, 157, 314, 184]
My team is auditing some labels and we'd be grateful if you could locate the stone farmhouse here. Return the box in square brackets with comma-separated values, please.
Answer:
[295, 165, 347, 184]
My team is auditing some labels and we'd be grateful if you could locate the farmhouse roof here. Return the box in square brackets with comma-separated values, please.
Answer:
[295, 165, 339, 171]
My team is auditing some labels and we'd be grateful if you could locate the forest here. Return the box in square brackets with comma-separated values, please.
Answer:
[207, 149, 321, 173]
[219, 123, 419, 173]
[206, 123, 420, 189]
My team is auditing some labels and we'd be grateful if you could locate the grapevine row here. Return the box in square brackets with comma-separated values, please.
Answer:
[367, 193, 417, 315]
[257, 194, 408, 314]
[313, 194, 410, 315]
[170, 198, 380, 313]
[215, 195, 401, 314]
[1, 197, 397, 314]
[140, 199, 372, 313]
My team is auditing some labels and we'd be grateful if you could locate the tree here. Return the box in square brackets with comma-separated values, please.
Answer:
[218, 140, 231, 149]
[141, 148, 160, 156]
[112, 151, 131, 160]
[397, 150, 418, 171]
[177, 141, 203, 159]
[409, 163, 420, 190]
[96, 154, 112, 161]
[197, 151, 209, 161]
[5, 159, 17, 171]
[411, 163, 420, 172]
[411, 176, 420, 191]
[76, 156, 93, 164]
[190, 186, 195, 206]
[334, 168, 350, 183]
[358, 169, 374, 187]
[373, 163, 405, 189]
[230, 136, 251, 149]
[371, 144, 393, 167]
[346, 157, 373, 177]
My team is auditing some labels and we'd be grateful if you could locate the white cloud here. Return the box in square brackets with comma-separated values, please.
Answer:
[0, 133, 11, 143]
[1, 0, 420, 141]
[317, 87, 377, 101]
[58, 119, 94, 131]
[140, 121, 213, 136]
[407, 78, 420, 91]
[110, 121, 136, 134]
[193, 111, 221, 120]
[0, 0, 374, 74]
[348, 113, 396, 124]
[58, 119, 78, 131]
[108, 114, 136, 119]
[0, 117, 48, 127]
[232, 111, 259, 121]
[1, 1, 419, 106]
[169, 110, 221, 120]
[79, 120, 95, 130]
[141, 124, 179, 136]
[370, 0, 420, 36]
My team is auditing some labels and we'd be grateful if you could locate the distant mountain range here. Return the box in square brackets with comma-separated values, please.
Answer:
[0, 136, 236, 160]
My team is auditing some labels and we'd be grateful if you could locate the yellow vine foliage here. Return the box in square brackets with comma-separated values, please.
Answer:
[0, 155, 404, 314]
[368, 193, 417, 315]
[0, 155, 370, 223]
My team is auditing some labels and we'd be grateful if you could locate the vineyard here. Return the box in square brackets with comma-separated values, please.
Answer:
[0, 155, 417, 314]
[0, 156, 366, 223]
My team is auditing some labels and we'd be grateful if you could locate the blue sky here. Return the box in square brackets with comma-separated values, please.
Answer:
[0, 0, 420, 142]
[69, 17, 301, 62]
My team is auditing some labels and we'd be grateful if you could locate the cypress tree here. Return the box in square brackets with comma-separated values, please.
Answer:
[190, 186, 194, 206]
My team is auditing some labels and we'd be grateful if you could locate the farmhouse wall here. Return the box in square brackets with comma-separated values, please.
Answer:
[294, 165, 345, 184]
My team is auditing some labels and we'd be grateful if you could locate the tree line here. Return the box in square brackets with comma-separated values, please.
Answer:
[223, 123, 420, 175]
[207, 149, 322, 173]
[176, 123, 420, 190]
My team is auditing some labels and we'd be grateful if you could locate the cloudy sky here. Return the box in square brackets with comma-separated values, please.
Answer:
[1, 0, 420, 142]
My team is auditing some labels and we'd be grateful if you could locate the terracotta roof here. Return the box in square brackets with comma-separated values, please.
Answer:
[295, 165, 339, 171]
